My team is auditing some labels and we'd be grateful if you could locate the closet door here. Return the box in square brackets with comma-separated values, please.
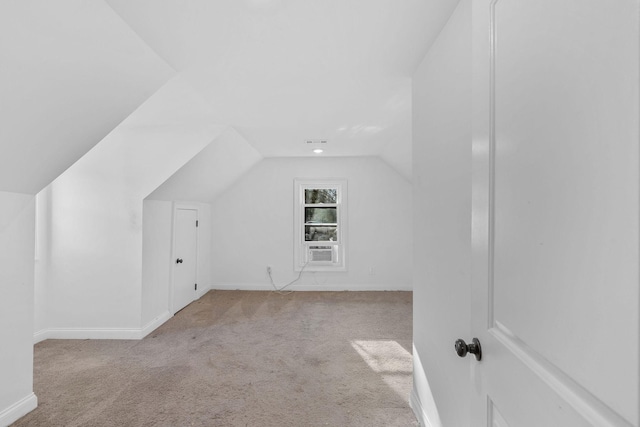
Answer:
[173, 208, 198, 313]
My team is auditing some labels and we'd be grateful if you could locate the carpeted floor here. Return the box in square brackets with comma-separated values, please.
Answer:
[13, 290, 417, 427]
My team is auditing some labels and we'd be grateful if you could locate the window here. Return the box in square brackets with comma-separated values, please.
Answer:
[294, 179, 347, 271]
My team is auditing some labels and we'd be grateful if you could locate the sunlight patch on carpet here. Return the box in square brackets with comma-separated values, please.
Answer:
[351, 340, 413, 402]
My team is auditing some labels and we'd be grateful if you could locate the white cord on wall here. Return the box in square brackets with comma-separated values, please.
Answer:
[267, 262, 309, 295]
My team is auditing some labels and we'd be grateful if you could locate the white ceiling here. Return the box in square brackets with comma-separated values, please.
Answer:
[105, 0, 459, 178]
[1, 0, 458, 194]
[0, 0, 174, 194]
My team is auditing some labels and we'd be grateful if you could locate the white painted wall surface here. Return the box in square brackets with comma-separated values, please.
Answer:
[141, 200, 173, 328]
[0, 192, 37, 425]
[36, 77, 225, 338]
[141, 200, 212, 330]
[210, 156, 412, 291]
[33, 188, 51, 342]
[195, 203, 212, 298]
[379, 109, 413, 183]
[411, 1, 471, 426]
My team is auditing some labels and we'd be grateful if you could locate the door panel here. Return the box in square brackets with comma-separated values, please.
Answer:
[471, 1, 639, 426]
[173, 208, 197, 314]
[489, 400, 508, 427]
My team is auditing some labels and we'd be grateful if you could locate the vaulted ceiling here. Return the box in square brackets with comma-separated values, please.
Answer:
[1, 0, 458, 194]
[0, 0, 173, 194]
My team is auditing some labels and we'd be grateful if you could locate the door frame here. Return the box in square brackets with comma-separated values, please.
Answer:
[170, 202, 200, 314]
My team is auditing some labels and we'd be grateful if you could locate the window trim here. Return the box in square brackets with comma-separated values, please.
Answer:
[294, 178, 347, 272]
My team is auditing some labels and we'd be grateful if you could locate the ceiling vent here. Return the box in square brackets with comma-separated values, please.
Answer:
[305, 139, 328, 145]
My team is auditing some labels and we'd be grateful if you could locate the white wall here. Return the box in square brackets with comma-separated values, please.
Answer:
[34, 77, 226, 339]
[0, 192, 37, 426]
[195, 203, 212, 297]
[34, 188, 51, 341]
[141, 200, 212, 329]
[141, 200, 173, 329]
[143, 126, 262, 320]
[0, 3, 174, 421]
[210, 156, 412, 291]
[411, 1, 471, 426]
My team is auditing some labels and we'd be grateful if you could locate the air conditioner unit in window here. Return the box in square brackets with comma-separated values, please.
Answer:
[309, 246, 335, 263]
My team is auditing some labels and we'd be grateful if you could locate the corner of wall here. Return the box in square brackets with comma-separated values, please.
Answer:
[0, 192, 37, 427]
[196, 283, 212, 300]
[33, 329, 50, 345]
[378, 144, 413, 184]
[0, 393, 38, 427]
[410, 389, 430, 427]
[140, 311, 173, 339]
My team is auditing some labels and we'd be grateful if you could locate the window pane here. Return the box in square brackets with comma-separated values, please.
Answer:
[305, 225, 337, 242]
[305, 207, 337, 223]
[305, 188, 337, 204]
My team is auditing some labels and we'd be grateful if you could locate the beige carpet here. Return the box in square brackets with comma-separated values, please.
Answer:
[13, 290, 417, 427]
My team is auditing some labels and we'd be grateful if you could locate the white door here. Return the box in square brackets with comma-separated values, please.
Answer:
[173, 208, 198, 314]
[470, 1, 639, 426]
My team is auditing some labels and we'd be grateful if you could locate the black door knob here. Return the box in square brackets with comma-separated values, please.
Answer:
[455, 338, 482, 361]
[176, 258, 183, 264]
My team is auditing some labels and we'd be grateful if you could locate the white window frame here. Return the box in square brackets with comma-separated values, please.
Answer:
[294, 178, 347, 272]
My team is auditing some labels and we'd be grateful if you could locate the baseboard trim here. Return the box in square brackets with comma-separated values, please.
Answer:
[33, 294, 212, 343]
[44, 327, 143, 340]
[140, 311, 172, 339]
[196, 283, 212, 299]
[410, 387, 432, 427]
[33, 329, 50, 344]
[411, 345, 443, 427]
[211, 283, 412, 292]
[0, 393, 37, 427]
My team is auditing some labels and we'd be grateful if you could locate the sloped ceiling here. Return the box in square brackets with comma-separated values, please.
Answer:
[49, 75, 228, 220]
[105, 0, 460, 179]
[1, 0, 459, 194]
[0, 0, 175, 194]
[147, 127, 263, 203]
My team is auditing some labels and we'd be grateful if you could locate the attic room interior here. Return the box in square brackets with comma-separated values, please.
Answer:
[1, 0, 639, 426]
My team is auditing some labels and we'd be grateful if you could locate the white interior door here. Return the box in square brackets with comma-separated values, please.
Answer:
[173, 208, 198, 314]
[470, 1, 639, 426]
